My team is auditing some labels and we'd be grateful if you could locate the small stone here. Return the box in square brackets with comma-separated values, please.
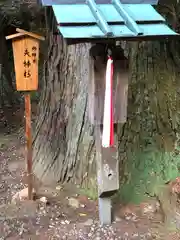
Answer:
[19, 223, 25, 235]
[142, 204, 156, 214]
[125, 215, 131, 220]
[11, 187, 35, 203]
[84, 219, 93, 226]
[131, 215, 138, 221]
[0, 184, 6, 193]
[39, 196, 48, 203]
[132, 233, 139, 238]
[68, 197, 79, 209]
[95, 237, 101, 240]
[88, 233, 92, 237]
[79, 213, 87, 217]
[115, 216, 122, 222]
[56, 185, 62, 191]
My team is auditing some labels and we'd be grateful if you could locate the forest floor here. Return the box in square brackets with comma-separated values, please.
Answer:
[0, 107, 180, 239]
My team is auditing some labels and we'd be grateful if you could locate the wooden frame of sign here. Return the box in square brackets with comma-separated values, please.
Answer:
[6, 29, 45, 200]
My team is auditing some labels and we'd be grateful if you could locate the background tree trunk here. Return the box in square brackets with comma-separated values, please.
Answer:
[0, 11, 20, 128]
[0, 31, 17, 108]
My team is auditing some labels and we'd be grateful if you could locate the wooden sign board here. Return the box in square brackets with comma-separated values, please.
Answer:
[6, 28, 45, 91]
[12, 37, 39, 91]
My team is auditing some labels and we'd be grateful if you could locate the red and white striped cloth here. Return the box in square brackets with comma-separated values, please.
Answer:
[102, 56, 114, 148]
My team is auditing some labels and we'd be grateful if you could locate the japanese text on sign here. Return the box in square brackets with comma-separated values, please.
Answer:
[23, 46, 38, 78]
[32, 46, 37, 63]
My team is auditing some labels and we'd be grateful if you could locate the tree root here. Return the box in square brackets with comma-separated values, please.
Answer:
[155, 180, 180, 230]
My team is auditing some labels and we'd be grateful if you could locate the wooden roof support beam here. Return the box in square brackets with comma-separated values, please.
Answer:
[5, 33, 25, 40]
[6, 29, 45, 41]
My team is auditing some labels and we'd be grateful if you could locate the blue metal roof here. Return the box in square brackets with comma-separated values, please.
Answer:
[53, 4, 164, 24]
[40, 0, 179, 42]
[41, 0, 159, 4]
[57, 24, 177, 40]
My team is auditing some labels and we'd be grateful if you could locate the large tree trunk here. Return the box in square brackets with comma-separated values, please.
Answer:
[33, 3, 180, 217]
[118, 3, 180, 204]
[119, 39, 180, 202]
[33, 34, 96, 186]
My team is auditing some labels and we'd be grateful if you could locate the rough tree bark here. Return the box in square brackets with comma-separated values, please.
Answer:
[33, 34, 96, 187]
[33, 2, 180, 215]
[118, 3, 180, 203]
[119, 39, 180, 199]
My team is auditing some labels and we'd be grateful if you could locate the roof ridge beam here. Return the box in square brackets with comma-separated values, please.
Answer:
[112, 0, 143, 35]
[87, 0, 113, 36]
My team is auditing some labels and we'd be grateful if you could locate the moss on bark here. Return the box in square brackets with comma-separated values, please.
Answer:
[118, 40, 180, 204]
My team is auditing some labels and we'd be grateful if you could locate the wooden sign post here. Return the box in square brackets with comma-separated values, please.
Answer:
[6, 28, 45, 200]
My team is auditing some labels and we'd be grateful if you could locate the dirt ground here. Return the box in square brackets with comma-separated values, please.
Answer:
[0, 113, 179, 239]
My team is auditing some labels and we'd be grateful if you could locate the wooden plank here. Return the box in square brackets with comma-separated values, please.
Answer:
[16, 28, 45, 41]
[114, 59, 129, 123]
[6, 33, 25, 40]
[95, 126, 119, 198]
[12, 37, 39, 91]
[89, 57, 129, 124]
[88, 53, 95, 124]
